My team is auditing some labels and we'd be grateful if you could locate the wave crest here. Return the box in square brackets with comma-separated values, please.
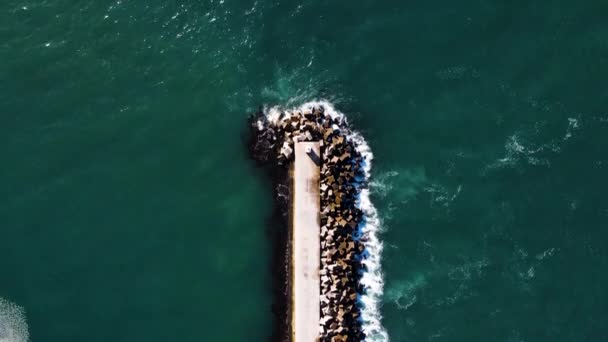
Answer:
[0, 298, 29, 342]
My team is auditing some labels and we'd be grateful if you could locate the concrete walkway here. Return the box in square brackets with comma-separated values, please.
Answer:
[292, 141, 320, 342]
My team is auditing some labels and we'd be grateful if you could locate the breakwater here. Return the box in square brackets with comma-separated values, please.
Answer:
[249, 101, 385, 341]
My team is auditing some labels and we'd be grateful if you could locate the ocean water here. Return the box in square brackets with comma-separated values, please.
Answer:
[2, 0, 608, 341]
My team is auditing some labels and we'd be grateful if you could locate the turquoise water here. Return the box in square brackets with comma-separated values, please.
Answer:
[2, 0, 608, 341]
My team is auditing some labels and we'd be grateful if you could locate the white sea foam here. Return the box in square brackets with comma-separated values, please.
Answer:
[264, 100, 389, 341]
[0, 298, 29, 342]
[385, 273, 427, 311]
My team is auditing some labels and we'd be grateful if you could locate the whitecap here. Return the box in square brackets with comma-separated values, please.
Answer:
[563, 117, 580, 141]
[535, 247, 556, 261]
[0, 298, 29, 342]
[487, 133, 554, 170]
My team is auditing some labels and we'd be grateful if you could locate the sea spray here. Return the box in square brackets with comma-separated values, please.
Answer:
[0, 298, 29, 342]
[248, 100, 387, 341]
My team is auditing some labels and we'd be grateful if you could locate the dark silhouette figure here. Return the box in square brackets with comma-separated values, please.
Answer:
[306, 146, 321, 166]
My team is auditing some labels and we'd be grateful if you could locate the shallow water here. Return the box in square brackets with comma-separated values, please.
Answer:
[2, 0, 608, 341]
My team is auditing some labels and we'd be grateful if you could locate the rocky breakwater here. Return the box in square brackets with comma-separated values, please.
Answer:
[249, 104, 368, 342]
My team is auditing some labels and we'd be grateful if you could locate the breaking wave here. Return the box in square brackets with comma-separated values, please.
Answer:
[0, 298, 29, 342]
[264, 100, 388, 341]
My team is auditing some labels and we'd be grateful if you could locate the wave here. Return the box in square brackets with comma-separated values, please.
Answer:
[263, 100, 388, 341]
[486, 116, 584, 172]
[0, 298, 29, 342]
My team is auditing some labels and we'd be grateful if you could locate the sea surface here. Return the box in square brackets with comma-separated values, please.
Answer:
[2, 1, 608, 341]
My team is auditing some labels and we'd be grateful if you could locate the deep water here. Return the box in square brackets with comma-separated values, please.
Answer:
[1, 0, 608, 341]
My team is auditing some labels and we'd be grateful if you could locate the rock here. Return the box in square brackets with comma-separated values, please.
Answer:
[280, 141, 293, 158]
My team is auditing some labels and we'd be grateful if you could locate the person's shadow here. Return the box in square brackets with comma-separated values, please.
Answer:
[306, 148, 321, 166]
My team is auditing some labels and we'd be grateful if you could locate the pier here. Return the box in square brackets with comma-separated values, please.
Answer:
[291, 141, 321, 342]
[249, 103, 367, 341]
